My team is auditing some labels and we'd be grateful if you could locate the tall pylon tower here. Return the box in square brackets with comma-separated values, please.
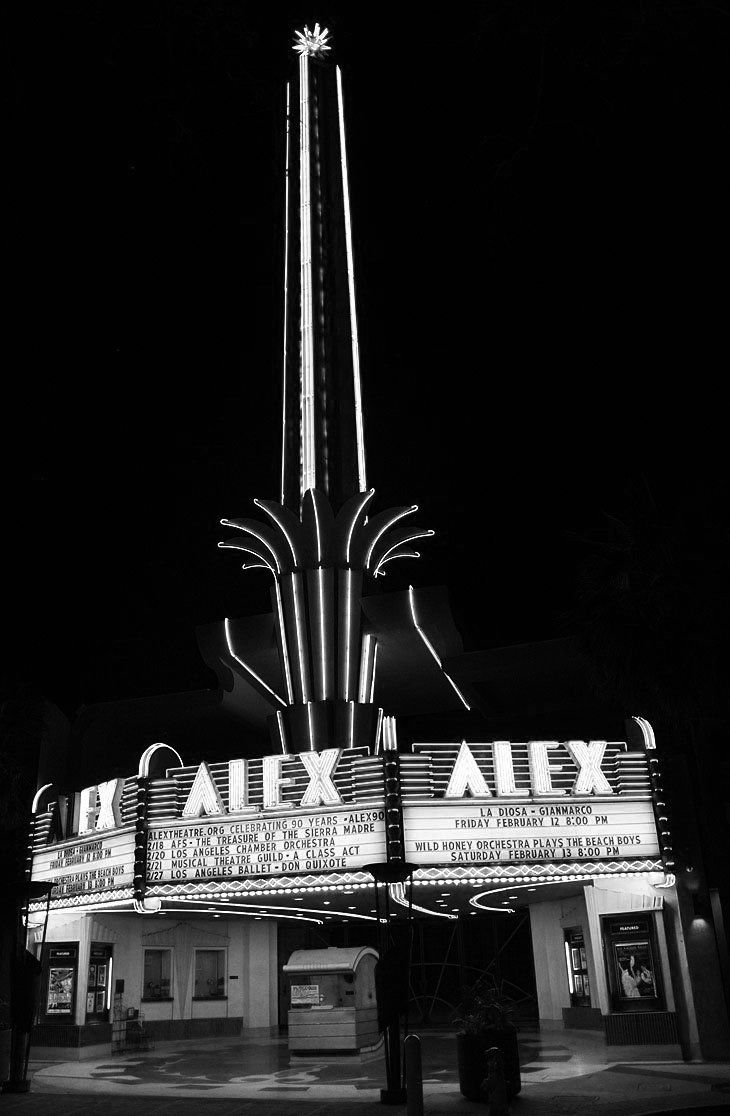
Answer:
[219, 26, 433, 754]
[281, 23, 367, 511]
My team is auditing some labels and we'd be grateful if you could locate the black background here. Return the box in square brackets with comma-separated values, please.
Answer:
[6, 1, 729, 715]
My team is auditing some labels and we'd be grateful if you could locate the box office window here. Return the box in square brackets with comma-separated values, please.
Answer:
[194, 950, 226, 999]
[143, 949, 172, 1001]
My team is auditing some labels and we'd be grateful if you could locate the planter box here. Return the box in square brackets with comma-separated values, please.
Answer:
[456, 1027, 521, 1101]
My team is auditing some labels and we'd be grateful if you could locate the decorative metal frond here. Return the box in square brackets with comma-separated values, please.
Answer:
[369, 524, 435, 573]
[219, 489, 432, 576]
[218, 518, 290, 575]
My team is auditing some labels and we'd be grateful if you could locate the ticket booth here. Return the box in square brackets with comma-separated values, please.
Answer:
[283, 946, 379, 1057]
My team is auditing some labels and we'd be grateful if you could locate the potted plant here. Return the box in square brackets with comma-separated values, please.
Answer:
[454, 980, 521, 1101]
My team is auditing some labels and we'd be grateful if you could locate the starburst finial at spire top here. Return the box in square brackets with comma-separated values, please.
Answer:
[292, 23, 331, 58]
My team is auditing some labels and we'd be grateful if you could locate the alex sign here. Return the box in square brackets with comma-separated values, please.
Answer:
[30, 739, 660, 897]
[400, 739, 659, 865]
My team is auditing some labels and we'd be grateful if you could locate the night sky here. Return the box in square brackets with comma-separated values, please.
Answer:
[6, 2, 729, 716]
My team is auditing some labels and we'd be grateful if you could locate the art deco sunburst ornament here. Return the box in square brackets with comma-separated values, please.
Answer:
[292, 23, 331, 58]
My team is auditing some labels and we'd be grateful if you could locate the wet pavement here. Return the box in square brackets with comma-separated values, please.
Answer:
[3, 1028, 730, 1114]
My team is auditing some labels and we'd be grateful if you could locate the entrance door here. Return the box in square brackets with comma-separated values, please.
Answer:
[86, 944, 112, 1021]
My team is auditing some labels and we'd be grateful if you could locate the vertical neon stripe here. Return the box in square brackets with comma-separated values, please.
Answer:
[281, 82, 291, 504]
[299, 54, 316, 497]
[274, 580, 294, 704]
[291, 571, 310, 703]
[336, 66, 367, 493]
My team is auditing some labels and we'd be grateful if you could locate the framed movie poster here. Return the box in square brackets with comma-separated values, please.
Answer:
[574, 974, 584, 996]
[86, 992, 95, 1013]
[88, 964, 96, 986]
[97, 964, 107, 988]
[95, 991, 106, 1013]
[571, 948, 581, 970]
[612, 939, 657, 1001]
[46, 967, 75, 1015]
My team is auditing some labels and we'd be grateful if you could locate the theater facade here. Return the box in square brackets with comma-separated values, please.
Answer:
[26, 24, 727, 1064]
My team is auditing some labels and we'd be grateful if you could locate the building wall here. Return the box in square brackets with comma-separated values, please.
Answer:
[32, 910, 280, 1042]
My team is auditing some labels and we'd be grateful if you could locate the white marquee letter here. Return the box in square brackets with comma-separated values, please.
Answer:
[96, 778, 123, 830]
[492, 741, 529, 798]
[78, 786, 97, 835]
[299, 748, 343, 807]
[445, 741, 492, 799]
[263, 755, 295, 809]
[565, 740, 612, 796]
[183, 762, 225, 818]
[228, 759, 256, 814]
[527, 742, 567, 797]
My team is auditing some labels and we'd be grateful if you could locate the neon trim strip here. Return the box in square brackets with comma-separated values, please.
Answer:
[374, 551, 420, 577]
[358, 633, 373, 703]
[364, 507, 418, 568]
[346, 489, 374, 564]
[31, 783, 53, 814]
[254, 499, 300, 567]
[299, 53, 316, 496]
[274, 580, 295, 704]
[374, 531, 434, 576]
[369, 641, 379, 703]
[335, 66, 367, 493]
[317, 567, 329, 700]
[633, 715, 657, 749]
[276, 711, 289, 756]
[224, 618, 287, 707]
[138, 743, 184, 779]
[342, 569, 353, 699]
[390, 881, 456, 920]
[291, 572, 310, 703]
[219, 521, 281, 575]
[281, 81, 291, 504]
[408, 586, 470, 710]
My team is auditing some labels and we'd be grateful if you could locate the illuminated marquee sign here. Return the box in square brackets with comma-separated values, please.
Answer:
[29, 738, 661, 901]
[400, 740, 660, 866]
[31, 830, 135, 896]
[144, 747, 386, 881]
[147, 807, 385, 881]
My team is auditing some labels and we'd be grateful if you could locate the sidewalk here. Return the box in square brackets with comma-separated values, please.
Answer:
[2, 1029, 729, 1115]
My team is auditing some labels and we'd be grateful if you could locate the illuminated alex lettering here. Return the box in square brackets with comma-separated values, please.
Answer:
[445, 741, 491, 798]
[228, 758, 256, 814]
[299, 748, 343, 807]
[527, 742, 567, 798]
[564, 740, 612, 795]
[263, 754, 295, 809]
[493, 741, 529, 798]
[77, 786, 97, 835]
[182, 762, 225, 818]
[442, 741, 616, 799]
[77, 779, 124, 834]
[95, 779, 124, 830]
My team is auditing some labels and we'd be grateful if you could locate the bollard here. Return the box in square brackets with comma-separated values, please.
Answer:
[405, 1033, 423, 1116]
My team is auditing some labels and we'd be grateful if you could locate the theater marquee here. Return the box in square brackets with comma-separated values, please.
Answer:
[30, 737, 663, 903]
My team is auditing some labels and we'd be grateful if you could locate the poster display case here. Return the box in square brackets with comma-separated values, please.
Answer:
[86, 944, 112, 1021]
[565, 928, 591, 1005]
[42, 944, 78, 1021]
[601, 914, 664, 1012]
